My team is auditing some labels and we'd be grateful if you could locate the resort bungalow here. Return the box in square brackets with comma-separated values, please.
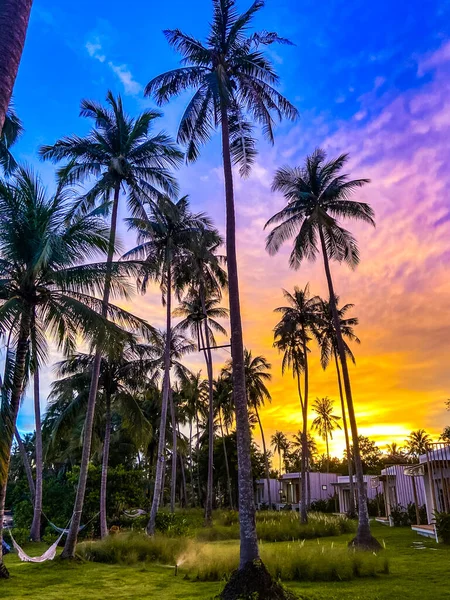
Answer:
[255, 472, 338, 509]
[331, 475, 378, 514]
[378, 464, 426, 525]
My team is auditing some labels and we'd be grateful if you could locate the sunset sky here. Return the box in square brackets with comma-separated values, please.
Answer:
[12, 0, 450, 458]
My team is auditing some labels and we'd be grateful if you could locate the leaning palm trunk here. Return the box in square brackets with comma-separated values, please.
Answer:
[0, 0, 33, 133]
[318, 227, 379, 549]
[219, 409, 233, 509]
[334, 351, 356, 517]
[147, 266, 172, 535]
[14, 427, 35, 501]
[220, 106, 258, 566]
[169, 388, 177, 513]
[255, 407, 272, 510]
[30, 367, 43, 541]
[0, 311, 32, 578]
[100, 394, 112, 538]
[200, 291, 215, 525]
[61, 182, 120, 559]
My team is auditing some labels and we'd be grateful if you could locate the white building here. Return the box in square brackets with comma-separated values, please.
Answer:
[255, 472, 338, 509]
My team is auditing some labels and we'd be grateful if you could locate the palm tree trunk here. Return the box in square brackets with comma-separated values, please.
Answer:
[0, 310, 31, 579]
[318, 226, 379, 549]
[200, 291, 215, 525]
[61, 181, 121, 559]
[220, 105, 258, 567]
[189, 420, 195, 507]
[334, 351, 356, 517]
[14, 427, 35, 501]
[326, 434, 330, 473]
[219, 409, 234, 509]
[196, 413, 202, 506]
[147, 265, 172, 535]
[0, 0, 33, 133]
[169, 387, 177, 514]
[178, 424, 187, 508]
[255, 407, 272, 509]
[299, 341, 309, 524]
[30, 367, 43, 541]
[100, 393, 112, 539]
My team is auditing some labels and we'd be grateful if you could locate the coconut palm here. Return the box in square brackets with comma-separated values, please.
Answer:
[0, 0, 33, 133]
[40, 92, 182, 558]
[0, 168, 143, 578]
[175, 262, 228, 524]
[273, 285, 320, 523]
[265, 148, 379, 549]
[405, 429, 432, 459]
[213, 373, 234, 509]
[146, 0, 298, 575]
[316, 296, 359, 517]
[311, 397, 341, 472]
[0, 106, 23, 174]
[50, 342, 154, 538]
[125, 197, 208, 533]
[270, 431, 289, 477]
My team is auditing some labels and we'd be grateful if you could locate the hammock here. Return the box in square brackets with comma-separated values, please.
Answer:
[123, 509, 147, 518]
[47, 521, 87, 535]
[2, 539, 11, 555]
[9, 530, 65, 563]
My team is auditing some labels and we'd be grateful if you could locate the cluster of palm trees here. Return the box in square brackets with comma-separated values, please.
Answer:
[0, 0, 383, 590]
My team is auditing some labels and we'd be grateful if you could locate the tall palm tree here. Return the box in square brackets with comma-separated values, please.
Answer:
[265, 148, 379, 549]
[273, 285, 319, 523]
[270, 431, 289, 477]
[0, 0, 33, 133]
[0, 168, 141, 578]
[40, 92, 182, 558]
[213, 373, 234, 509]
[175, 262, 228, 524]
[316, 297, 359, 517]
[0, 106, 23, 175]
[50, 342, 154, 538]
[311, 397, 341, 472]
[405, 429, 432, 460]
[146, 0, 298, 575]
[125, 197, 208, 533]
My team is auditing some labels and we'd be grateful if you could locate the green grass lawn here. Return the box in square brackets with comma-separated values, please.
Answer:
[2, 523, 448, 600]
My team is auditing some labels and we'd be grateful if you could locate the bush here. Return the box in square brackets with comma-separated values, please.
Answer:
[197, 511, 356, 543]
[435, 512, 450, 544]
[187, 541, 389, 582]
[8, 528, 30, 546]
[390, 503, 427, 526]
[310, 496, 336, 514]
[78, 532, 188, 565]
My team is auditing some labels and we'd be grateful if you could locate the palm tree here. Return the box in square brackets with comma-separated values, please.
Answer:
[50, 342, 154, 538]
[405, 429, 432, 460]
[174, 227, 228, 524]
[0, 168, 141, 578]
[240, 350, 272, 510]
[316, 296, 359, 517]
[265, 148, 379, 549]
[40, 92, 182, 558]
[0, 0, 33, 133]
[271, 431, 289, 477]
[273, 285, 319, 523]
[213, 373, 234, 509]
[146, 0, 298, 576]
[311, 397, 341, 472]
[385, 443, 406, 464]
[0, 106, 23, 174]
[125, 197, 208, 534]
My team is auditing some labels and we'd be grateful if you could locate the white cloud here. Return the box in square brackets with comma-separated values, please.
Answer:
[85, 38, 105, 63]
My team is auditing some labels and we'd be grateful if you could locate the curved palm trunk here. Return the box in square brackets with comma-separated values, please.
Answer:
[220, 106, 258, 567]
[61, 182, 120, 559]
[199, 294, 215, 525]
[100, 393, 112, 538]
[0, 310, 31, 579]
[219, 409, 234, 509]
[169, 387, 177, 513]
[14, 427, 35, 501]
[30, 367, 42, 541]
[0, 0, 33, 133]
[334, 351, 356, 517]
[255, 407, 272, 510]
[147, 266, 172, 535]
[318, 227, 379, 549]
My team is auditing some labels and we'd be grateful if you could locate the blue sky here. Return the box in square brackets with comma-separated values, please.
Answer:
[13, 0, 450, 451]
